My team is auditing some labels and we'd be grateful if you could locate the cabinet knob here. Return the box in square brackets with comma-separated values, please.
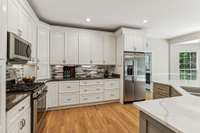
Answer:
[67, 86, 71, 88]
[90, 60, 93, 64]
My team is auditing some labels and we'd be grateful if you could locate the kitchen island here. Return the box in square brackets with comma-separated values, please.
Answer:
[135, 80, 200, 133]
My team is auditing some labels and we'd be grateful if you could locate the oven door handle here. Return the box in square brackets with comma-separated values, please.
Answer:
[33, 90, 47, 99]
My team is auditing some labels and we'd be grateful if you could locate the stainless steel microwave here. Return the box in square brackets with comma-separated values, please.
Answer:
[7, 32, 31, 64]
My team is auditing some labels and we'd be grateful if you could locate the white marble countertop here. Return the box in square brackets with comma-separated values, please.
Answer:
[134, 80, 200, 133]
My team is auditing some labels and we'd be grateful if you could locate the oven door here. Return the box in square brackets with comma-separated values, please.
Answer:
[33, 90, 47, 133]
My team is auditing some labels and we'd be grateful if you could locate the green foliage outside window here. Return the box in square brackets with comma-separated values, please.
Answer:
[179, 52, 197, 80]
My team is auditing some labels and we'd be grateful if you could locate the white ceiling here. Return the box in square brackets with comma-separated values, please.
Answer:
[28, 0, 200, 39]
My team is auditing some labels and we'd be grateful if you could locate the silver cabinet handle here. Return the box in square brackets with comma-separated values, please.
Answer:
[84, 89, 88, 92]
[67, 86, 71, 88]
[96, 97, 100, 99]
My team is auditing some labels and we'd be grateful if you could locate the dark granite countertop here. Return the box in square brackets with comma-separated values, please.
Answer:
[6, 92, 31, 111]
[47, 75, 120, 82]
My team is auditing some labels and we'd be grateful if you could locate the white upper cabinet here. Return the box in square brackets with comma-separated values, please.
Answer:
[18, 8, 29, 40]
[37, 23, 50, 80]
[103, 34, 116, 65]
[37, 24, 49, 64]
[65, 30, 79, 64]
[7, 0, 19, 34]
[28, 18, 37, 63]
[79, 31, 91, 64]
[90, 32, 103, 64]
[123, 29, 145, 52]
[50, 31, 65, 64]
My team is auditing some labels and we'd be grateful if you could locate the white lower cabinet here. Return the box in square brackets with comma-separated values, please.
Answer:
[46, 82, 59, 108]
[59, 81, 80, 106]
[7, 96, 31, 133]
[104, 79, 120, 100]
[59, 92, 79, 106]
[46, 79, 120, 109]
[80, 93, 104, 104]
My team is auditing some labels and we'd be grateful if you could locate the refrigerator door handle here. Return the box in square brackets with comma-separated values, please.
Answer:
[132, 76, 135, 83]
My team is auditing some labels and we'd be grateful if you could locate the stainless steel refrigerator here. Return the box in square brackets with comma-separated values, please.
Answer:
[124, 52, 146, 103]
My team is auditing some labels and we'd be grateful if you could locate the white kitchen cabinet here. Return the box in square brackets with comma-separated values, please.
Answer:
[91, 32, 104, 64]
[50, 31, 65, 64]
[103, 34, 116, 65]
[28, 18, 37, 63]
[104, 79, 120, 100]
[124, 30, 145, 52]
[65, 30, 79, 64]
[79, 31, 91, 64]
[18, 8, 29, 40]
[46, 82, 59, 108]
[79, 31, 104, 64]
[59, 81, 80, 106]
[7, 0, 29, 41]
[7, 0, 19, 35]
[7, 96, 31, 133]
[0, 60, 5, 133]
[37, 23, 50, 80]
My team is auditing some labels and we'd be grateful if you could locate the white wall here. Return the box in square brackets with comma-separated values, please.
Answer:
[147, 39, 169, 82]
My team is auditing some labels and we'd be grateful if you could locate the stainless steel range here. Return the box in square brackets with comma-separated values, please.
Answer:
[7, 82, 47, 133]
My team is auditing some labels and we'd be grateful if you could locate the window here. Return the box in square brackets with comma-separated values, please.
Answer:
[179, 52, 197, 80]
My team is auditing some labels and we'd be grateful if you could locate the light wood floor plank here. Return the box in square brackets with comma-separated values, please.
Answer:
[41, 103, 139, 133]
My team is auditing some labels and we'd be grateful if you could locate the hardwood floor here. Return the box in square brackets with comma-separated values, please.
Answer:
[41, 103, 139, 133]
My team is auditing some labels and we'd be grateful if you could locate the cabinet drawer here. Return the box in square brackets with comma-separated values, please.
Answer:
[154, 83, 170, 94]
[59, 81, 79, 93]
[104, 89, 119, 100]
[80, 93, 103, 103]
[7, 96, 30, 124]
[105, 79, 120, 90]
[80, 80, 104, 86]
[59, 92, 79, 106]
[80, 85, 104, 94]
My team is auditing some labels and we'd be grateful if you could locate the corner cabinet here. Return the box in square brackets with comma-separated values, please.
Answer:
[37, 22, 50, 80]
[0, 60, 6, 133]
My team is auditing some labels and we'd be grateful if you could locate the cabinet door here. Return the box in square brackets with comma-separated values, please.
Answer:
[37, 26, 49, 64]
[37, 24, 49, 80]
[18, 8, 29, 40]
[65, 31, 79, 64]
[103, 35, 116, 65]
[19, 108, 31, 133]
[7, 0, 19, 35]
[28, 18, 37, 63]
[134, 31, 145, 52]
[46, 82, 59, 108]
[50, 31, 65, 64]
[79, 31, 91, 64]
[91, 32, 103, 64]
[124, 35, 135, 51]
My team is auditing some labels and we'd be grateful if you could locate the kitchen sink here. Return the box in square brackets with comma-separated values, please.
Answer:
[182, 86, 200, 96]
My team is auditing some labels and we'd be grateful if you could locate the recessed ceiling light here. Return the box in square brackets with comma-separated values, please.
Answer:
[86, 18, 91, 22]
[143, 20, 148, 24]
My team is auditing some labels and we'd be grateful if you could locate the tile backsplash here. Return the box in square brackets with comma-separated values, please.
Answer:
[51, 65, 116, 79]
